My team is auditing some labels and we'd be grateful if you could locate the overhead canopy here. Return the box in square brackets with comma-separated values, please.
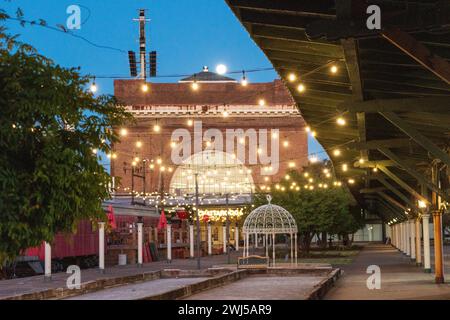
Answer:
[226, 0, 450, 222]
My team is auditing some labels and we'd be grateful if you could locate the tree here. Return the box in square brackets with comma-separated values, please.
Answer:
[253, 162, 362, 253]
[0, 15, 131, 263]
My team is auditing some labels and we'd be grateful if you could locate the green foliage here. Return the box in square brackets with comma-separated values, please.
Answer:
[253, 163, 363, 252]
[0, 26, 131, 262]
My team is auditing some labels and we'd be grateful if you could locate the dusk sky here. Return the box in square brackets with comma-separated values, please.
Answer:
[2, 0, 326, 158]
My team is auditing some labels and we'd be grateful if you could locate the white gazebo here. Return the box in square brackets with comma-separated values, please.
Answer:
[243, 195, 298, 266]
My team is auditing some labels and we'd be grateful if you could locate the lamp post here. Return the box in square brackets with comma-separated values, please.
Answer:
[226, 193, 231, 265]
[195, 173, 201, 270]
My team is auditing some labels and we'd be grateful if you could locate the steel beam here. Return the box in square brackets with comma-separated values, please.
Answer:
[378, 148, 448, 201]
[381, 28, 450, 85]
[348, 139, 412, 151]
[379, 111, 450, 168]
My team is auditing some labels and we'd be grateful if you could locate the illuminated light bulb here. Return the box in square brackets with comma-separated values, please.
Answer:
[160, 166, 166, 172]
[216, 64, 227, 75]
[359, 158, 365, 164]
[348, 179, 355, 184]
[304, 172, 309, 178]
[333, 149, 341, 156]
[275, 184, 280, 190]
[168, 167, 173, 173]
[206, 141, 212, 148]
[319, 184, 323, 188]
[305, 126, 311, 133]
[153, 124, 161, 133]
[241, 72, 248, 86]
[308, 178, 314, 183]
[288, 73, 297, 82]
[285, 175, 290, 180]
[222, 110, 229, 117]
[336, 117, 346, 126]
[283, 141, 289, 148]
[289, 162, 296, 168]
[326, 173, 331, 178]
[330, 65, 338, 74]
[264, 177, 269, 182]
[257, 148, 263, 155]
[141, 83, 149, 92]
[132, 161, 137, 167]
[170, 141, 177, 149]
[239, 138, 245, 145]
[149, 164, 155, 169]
[324, 184, 328, 189]
[247, 169, 252, 174]
[187, 119, 194, 127]
[191, 81, 199, 91]
[309, 156, 318, 163]
[311, 131, 317, 137]
[232, 153, 237, 159]
[258, 99, 266, 107]
[309, 186, 314, 190]
[323, 169, 329, 174]
[92, 148, 98, 155]
[90, 82, 98, 93]
[281, 187, 286, 191]
[136, 141, 142, 148]
[156, 158, 162, 165]
[272, 132, 278, 139]
[297, 83, 306, 93]
[342, 163, 348, 172]
[134, 157, 140, 162]
[373, 167, 379, 172]
[12, 124, 16, 129]
[418, 200, 427, 209]
[112, 153, 118, 159]
[107, 153, 112, 159]
[120, 128, 128, 137]
[296, 186, 300, 191]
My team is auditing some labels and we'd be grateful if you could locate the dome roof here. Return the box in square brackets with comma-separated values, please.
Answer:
[243, 195, 297, 234]
[179, 66, 237, 83]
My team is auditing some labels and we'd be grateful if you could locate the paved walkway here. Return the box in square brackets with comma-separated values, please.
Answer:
[325, 244, 450, 300]
[0, 251, 246, 299]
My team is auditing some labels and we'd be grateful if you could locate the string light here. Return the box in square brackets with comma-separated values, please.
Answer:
[373, 167, 379, 172]
[134, 157, 140, 162]
[258, 99, 266, 107]
[120, 128, 128, 137]
[191, 81, 199, 91]
[241, 71, 248, 86]
[309, 156, 318, 163]
[297, 83, 306, 93]
[156, 158, 162, 165]
[153, 124, 161, 133]
[348, 179, 355, 184]
[283, 141, 289, 148]
[336, 117, 346, 126]
[136, 141, 142, 148]
[170, 141, 177, 149]
[288, 162, 296, 168]
[342, 163, 348, 172]
[187, 119, 194, 127]
[90, 78, 98, 93]
[92, 148, 98, 155]
[222, 110, 229, 118]
[333, 149, 341, 156]
[288, 73, 297, 82]
[311, 131, 317, 137]
[141, 83, 149, 92]
[330, 65, 338, 74]
[359, 158, 365, 164]
[305, 126, 311, 133]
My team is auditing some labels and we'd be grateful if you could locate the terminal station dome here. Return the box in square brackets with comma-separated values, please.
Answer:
[179, 66, 237, 83]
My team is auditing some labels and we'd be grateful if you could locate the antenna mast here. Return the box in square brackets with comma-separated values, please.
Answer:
[133, 9, 150, 80]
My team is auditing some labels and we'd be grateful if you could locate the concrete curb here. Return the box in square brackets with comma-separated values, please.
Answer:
[305, 268, 342, 300]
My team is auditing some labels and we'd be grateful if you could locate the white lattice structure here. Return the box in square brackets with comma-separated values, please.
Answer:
[242, 195, 298, 266]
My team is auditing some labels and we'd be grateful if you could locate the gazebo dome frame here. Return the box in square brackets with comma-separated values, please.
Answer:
[242, 195, 298, 266]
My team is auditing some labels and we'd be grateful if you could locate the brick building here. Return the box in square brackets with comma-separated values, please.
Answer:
[111, 68, 308, 197]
